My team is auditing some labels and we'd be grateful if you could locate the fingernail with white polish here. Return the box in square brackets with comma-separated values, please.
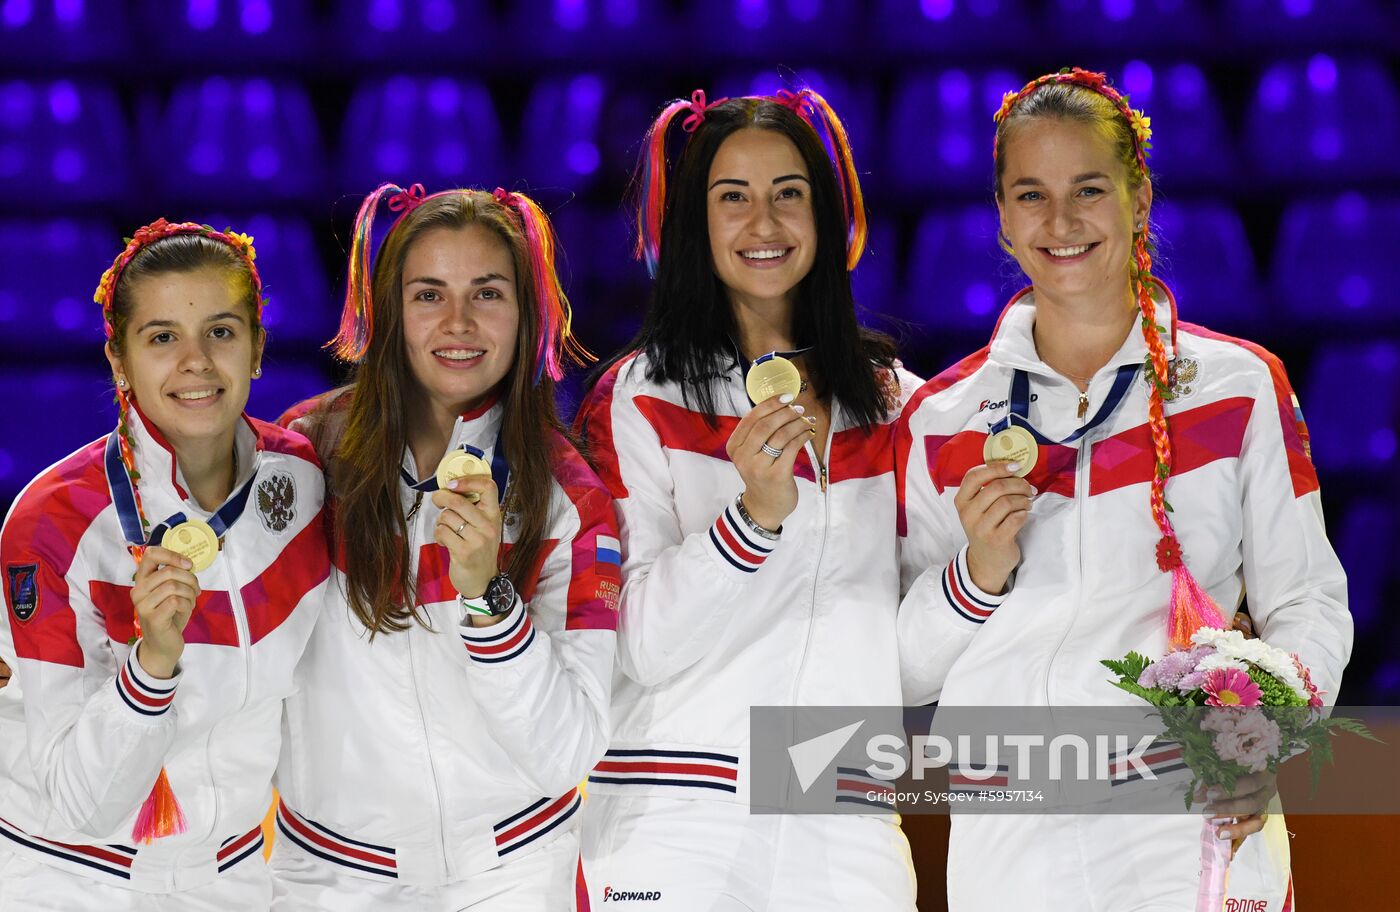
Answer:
[792, 405, 805, 415]
[1006, 462, 1021, 473]
[1029, 485, 1039, 495]
[779, 394, 795, 404]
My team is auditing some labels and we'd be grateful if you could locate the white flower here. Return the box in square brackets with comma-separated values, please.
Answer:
[1196, 653, 1251, 675]
[1189, 627, 1308, 700]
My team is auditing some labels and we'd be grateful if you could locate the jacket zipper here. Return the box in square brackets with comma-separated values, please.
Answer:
[1045, 386, 1094, 707]
[404, 506, 452, 880]
[790, 412, 837, 703]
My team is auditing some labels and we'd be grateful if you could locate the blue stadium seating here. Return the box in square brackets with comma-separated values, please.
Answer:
[1150, 200, 1260, 332]
[331, 0, 499, 59]
[1300, 340, 1400, 474]
[505, 0, 676, 60]
[888, 69, 1020, 196]
[682, 0, 860, 58]
[1272, 194, 1400, 329]
[904, 205, 1021, 329]
[1244, 56, 1400, 182]
[247, 363, 337, 426]
[0, 80, 130, 204]
[852, 218, 899, 320]
[1116, 61, 1234, 191]
[520, 75, 609, 193]
[0, 219, 116, 351]
[1047, 0, 1212, 51]
[1333, 498, 1395, 634]
[340, 76, 505, 195]
[0, 0, 131, 63]
[149, 78, 324, 204]
[0, 366, 116, 503]
[137, 0, 315, 62]
[873, 0, 1036, 53]
[1224, 0, 1396, 46]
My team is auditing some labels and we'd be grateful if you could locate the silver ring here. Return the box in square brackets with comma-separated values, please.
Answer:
[456, 521, 467, 535]
[760, 442, 784, 459]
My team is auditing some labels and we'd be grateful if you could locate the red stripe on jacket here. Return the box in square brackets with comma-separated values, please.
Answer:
[91, 581, 237, 647]
[895, 348, 992, 536]
[924, 431, 1077, 499]
[2, 439, 112, 667]
[1178, 322, 1319, 498]
[240, 510, 330, 644]
[416, 539, 555, 608]
[1090, 397, 1254, 496]
[548, 432, 621, 632]
[633, 395, 737, 462]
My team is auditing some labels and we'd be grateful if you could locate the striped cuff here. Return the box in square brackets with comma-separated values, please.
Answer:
[115, 644, 179, 717]
[941, 547, 1009, 625]
[708, 502, 777, 574]
[459, 597, 534, 664]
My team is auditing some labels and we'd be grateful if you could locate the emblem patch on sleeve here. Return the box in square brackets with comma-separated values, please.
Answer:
[6, 562, 39, 623]
[256, 471, 297, 533]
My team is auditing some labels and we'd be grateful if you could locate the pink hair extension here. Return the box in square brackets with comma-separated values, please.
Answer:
[780, 87, 868, 271]
[493, 188, 592, 382]
[633, 97, 695, 278]
[332, 182, 408, 363]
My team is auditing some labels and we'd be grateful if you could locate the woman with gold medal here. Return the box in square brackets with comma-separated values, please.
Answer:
[895, 69, 1352, 909]
[0, 221, 331, 909]
[270, 185, 618, 910]
[575, 88, 922, 909]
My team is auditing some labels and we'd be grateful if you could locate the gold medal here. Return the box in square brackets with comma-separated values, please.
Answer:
[161, 519, 219, 572]
[745, 356, 803, 405]
[435, 450, 491, 503]
[983, 426, 1038, 477]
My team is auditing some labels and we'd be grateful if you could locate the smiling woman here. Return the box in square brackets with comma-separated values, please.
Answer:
[270, 185, 618, 910]
[0, 221, 331, 910]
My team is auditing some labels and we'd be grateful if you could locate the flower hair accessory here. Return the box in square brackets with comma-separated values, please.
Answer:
[992, 67, 1152, 171]
[993, 69, 1222, 648]
[633, 85, 867, 276]
[94, 218, 263, 339]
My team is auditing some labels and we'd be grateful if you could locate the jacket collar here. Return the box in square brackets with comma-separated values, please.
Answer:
[123, 401, 260, 517]
[401, 394, 505, 483]
[987, 283, 1179, 380]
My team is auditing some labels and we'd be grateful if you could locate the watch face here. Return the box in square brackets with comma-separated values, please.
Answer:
[485, 574, 515, 615]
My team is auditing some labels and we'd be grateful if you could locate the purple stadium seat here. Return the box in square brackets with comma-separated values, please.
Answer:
[1224, 0, 1395, 47]
[505, 0, 676, 60]
[680, 0, 860, 58]
[1115, 61, 1234, 191]
[332, 0, 499, 59]
[0, 0, 131, 63]
[0, 219, 116, 351]
[0, 366, 115, 505]
[904, 205, 1021, 329]
[339, 76, 505, 195]
[1149, 200, 1260, 332]
[1046, 0, 1211, 50]
[520, 75, 609, 193]
[0, 80, 130, 204]
[888, 69, 1020, 197]
[148, 78, 324, 204]
[1272, 194, 1400, 329]
[137, 0, 315, 62]
[1244, 56, 1400, 182]
[1300, 340, 1400, 473]
[873, 0, 1035, 53]
[1333, 498, 1394, 634]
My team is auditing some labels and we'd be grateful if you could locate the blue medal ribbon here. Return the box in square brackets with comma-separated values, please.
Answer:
[104, 429, 258, 550]
[400, 440, 510, 505]
[989, 364, 1140, 446]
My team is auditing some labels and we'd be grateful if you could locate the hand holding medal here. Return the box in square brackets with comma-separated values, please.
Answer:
[726, 355, 818, 532]
[953, 462, 1036, 596]
[130, 545, 202, 680]
[432, 474, 504, 614]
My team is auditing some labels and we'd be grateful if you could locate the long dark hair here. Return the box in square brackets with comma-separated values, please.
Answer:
[313, 191, 568, 635]
[594, 94, 896, 427]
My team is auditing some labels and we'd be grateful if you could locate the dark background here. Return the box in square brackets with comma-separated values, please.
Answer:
[2, 2, 1398, 906]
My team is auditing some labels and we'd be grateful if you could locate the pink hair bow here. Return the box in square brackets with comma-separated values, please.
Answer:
[681, 89, 727, 133]
[774, 89, 814, 118]
[493, 187, 519, 207]
[387, 183, 426, 212]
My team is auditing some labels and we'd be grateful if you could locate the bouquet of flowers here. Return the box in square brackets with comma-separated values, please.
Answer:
[1103, 628, 1374, 911]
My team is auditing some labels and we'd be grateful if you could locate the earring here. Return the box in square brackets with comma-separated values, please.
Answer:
[116, 377, 127, 389]
[1135, 222, 1143, 231]
[252, 367, 262, 379]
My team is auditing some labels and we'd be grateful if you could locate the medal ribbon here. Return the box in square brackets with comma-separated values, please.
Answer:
[105, 430, 258, 552]
[400, 440, 510, 505]
[990, 364, 1139, 445]
[736, 344, 814, 406]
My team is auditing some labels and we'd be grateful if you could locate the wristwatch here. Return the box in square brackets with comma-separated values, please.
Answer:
[459, 572, 517, 617]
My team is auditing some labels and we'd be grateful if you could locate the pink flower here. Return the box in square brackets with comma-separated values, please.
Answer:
[1205, 708, 1282, 774]
[1202, 668, 1261, 707]
[1292, 655, 1325, 708]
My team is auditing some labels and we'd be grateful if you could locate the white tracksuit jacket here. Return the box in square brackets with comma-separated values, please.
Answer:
[896, 288, 1352, 911]
[574, 351, 920, 806]
[274, 392, 618, 888]
[0, 407, 329, 894]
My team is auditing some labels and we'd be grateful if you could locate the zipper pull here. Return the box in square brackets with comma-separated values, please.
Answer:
[1077, 391, 1089, 420]
[820, 464, 828, 492]
[406, 491, 423, 522]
